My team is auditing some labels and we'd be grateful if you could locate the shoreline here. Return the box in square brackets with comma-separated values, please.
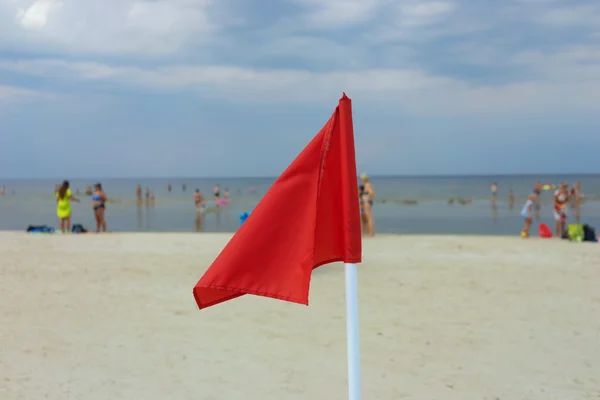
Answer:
[0, 230, 561, 238]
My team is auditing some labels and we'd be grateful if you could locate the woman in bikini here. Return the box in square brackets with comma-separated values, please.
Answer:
[360, 173, 375, 237]
[553, 183, 570, 238]
[92, 183, 108, 232]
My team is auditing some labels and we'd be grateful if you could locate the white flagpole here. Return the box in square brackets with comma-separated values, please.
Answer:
[344, 263, 362, 400]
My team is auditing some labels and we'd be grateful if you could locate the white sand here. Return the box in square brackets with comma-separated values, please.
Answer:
[1, 232, 599, 400]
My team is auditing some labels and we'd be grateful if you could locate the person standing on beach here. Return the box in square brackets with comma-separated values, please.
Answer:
[508, 190, 515, 209]
[136, 184, 143, 202]
[360, 173, 375, 237]
[520, 193, 536, 238]
[359, 185, 368, 232]
[553, 183, 570, 238]
[92, 183, 108, 232]
[56, 180, 80, 233]
[533, 181, 542, 220]
[570, 181, 583, 222]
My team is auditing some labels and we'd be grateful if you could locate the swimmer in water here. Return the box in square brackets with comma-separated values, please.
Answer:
[194, 189, 205, 213]
[224, 188, 230, 201]
[508, 190, 515, 209]
[213, 184, 221, 204]
[490, 182, 498, 207]
[136, 184, 142, 202]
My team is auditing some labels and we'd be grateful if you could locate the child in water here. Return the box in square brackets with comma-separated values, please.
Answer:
[520, 193, 536, 238]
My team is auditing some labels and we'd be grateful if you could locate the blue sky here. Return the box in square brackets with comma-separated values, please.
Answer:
[0, 0, 599, 178]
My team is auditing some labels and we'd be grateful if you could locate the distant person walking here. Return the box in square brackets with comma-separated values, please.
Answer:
[194, 189, 205, 213]
[56, 180, 80, 233]
[570, 181, 583, 222]
[490, 182, 498, 207]
[533, 181, 542, 220]
[92, 183, 108, 232]
[520, 193, 536, 238]
[553, 183, 570, 238]
[136, 184, 143, 202]
[359, 185, 368, 232]
[213, 184, 221, 205]
[360, 173, 375, 237]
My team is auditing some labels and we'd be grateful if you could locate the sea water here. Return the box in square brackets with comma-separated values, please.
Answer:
[1, 175, 600, 235]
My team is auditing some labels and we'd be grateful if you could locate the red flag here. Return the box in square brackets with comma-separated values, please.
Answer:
[193, 94, 362, 309]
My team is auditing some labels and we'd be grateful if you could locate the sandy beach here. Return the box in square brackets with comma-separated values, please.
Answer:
[1, 232, 599, 399]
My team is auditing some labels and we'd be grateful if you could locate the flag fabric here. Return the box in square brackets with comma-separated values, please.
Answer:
[193, 94, 362, 310]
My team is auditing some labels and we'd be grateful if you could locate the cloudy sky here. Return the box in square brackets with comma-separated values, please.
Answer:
[1, 0, 599, 178]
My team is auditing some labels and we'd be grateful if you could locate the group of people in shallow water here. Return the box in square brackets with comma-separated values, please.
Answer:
[193, 185, 230, 215]
[54, 181, 232, 233]
[490, 180, 584, 238]
[54, 180, 107, 233]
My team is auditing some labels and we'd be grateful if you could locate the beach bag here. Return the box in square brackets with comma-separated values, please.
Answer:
[26, 225, 55, 233]
[72, 224, 87, 234]
[567, 224, 584, 242]
[583, 224, 598, 242]
[538, 223, 552, 238]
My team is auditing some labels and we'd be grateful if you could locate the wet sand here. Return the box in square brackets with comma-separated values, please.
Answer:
[1, 232, 599, 399]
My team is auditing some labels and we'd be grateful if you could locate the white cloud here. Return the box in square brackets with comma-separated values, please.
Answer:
[534, 4, 600, 27]
[0, 0, 217, 55]
[363, 1, 457, 43]
[0, 55, 598, 116]
[290, 0, 386, 27]
[0, 84, 54, 103]
[400, 1, 455, 19]
[16, 0, 61, 29]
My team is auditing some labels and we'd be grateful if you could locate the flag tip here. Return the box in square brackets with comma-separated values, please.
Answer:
[341, 92, 348, 99]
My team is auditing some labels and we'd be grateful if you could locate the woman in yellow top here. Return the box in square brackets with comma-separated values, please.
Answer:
[56, 180, 80, 233]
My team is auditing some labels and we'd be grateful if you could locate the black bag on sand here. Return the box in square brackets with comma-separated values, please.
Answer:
[583, 224, 597, 242]
[26, 225, 54, 233]
[72, 224, 87, 233]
